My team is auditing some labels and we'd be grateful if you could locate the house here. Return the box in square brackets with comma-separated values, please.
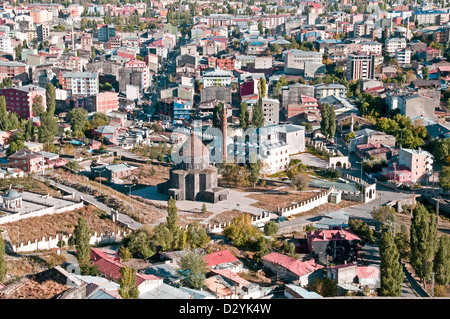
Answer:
[92, 125, 118, 143]
[91, 163, 138, 182]
[382, 147, 433, 183]
[349, 129, 396, 152]
[356, 265, 381, 289]
[307, 229, 361, 264]
[209, 269, 269, 299]
[326, 261, 358, 285]
[284, 284, 323, 299]
[8, 148, 44, 173]
[261, 252, 324, 286]
[315, 210, 349, 230]
[204, 250, 245, 273]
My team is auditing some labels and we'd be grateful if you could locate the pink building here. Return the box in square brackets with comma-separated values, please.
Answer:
[125, 59, 151, 90]
[0, 85, 46, 119]
[93, 92, 119, 113]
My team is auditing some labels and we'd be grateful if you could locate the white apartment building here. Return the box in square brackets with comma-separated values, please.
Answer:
[360, 41, 383, 56]
[396, 47, 411, 64]
[385, 37, 407, 56]
[261, 98, 280, 125]
[0, 36, 13, 54]
[314, 83, 347, 99]
[202, 68, 233, 87]
[61, 72, 99, 96]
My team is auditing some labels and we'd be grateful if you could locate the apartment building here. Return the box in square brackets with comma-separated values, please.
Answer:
[57, 55, 89, 72]
[396, 47, 411, 64]
[0, 36, 13, 54]
[261, 98, 280, 125]
[314, 83, 347, 99]
[385, 37, 407, 56]
[8, 148, 44, 173]
[60, 72, 99, 97]
[124, 59, 151, 91]
[0, 85, 46, 119]
[346, 53, 375, 81]
[202, 68, 233, 87]
[284, 49, 323, 75]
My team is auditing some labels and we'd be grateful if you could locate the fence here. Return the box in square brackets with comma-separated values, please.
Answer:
[9, 229, 129, 253]
[206, 211, 271, 234]
[277, 187, 334, 217]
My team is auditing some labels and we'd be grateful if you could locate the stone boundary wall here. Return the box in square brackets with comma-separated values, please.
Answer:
[206, 211, 271, 234]
[277, 187, 334, 217]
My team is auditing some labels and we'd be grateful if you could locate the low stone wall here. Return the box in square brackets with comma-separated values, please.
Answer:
[206, 211, 271, 234]
[277, 188, 334, 217]
[9, 230, 129, 253]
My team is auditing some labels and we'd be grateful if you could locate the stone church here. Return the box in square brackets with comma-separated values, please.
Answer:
[157, 131, 228, 203]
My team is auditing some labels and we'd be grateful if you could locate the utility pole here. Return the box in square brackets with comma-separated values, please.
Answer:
[97, 169, 106, 195]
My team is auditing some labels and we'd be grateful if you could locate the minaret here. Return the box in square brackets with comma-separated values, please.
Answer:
[71, 25, 74, 50]
[221, 103, 227, 164]
[350, 113, 354, 133]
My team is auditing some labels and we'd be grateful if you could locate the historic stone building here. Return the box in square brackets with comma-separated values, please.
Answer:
[157, 132, 228, 203]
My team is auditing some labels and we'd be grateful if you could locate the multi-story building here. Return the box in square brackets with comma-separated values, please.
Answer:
[261, 98, 280, 125]
[346, 53, 375, 81]
[60, 71, 99, 97]
[395, 47, 411, 64]
[281, 83, 316, 108]
[0, 85, 46, 119]
[29, 10, 48, 24]
[97, 24, 116, 42]
[74, 92, 119, 113]
[124, 59, 151, 92]
[360, 41, 383, 56]
[385, 37, 407, 56]
[8, 148, 44, 173]
[413, 10, 447, 25]
[314, 83, 347, 100]
[36, 23, 49, 42]
[80, 34, 93, 51]
[382, 148, 433, 183]
[202, 68, 233, 88]
[0, 36, 13, 54]
[57, 55, 88, 72]
[283, 49, 323, 75]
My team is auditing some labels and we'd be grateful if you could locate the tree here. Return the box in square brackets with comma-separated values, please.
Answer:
[349, 219, 376, 246]
[422, 67, 429, 80]
[239, 102, 249, 130]
[45, 84, 56, 116]
[0, 96, 9, 131]
[434, 235, 450, 286]
[379, 229, 404, 296]
[410, 203, 438, 286]
[264, 221, 278, 237]
[118, 266, 139, 299]
[31, 95, 45, 118]
[119, 245, 132, 262]
[186, 222, 210, 248]
[320, 103, 336, 139]
[90, 46, 96, 60]
[178, 250, 209, 290]
[167, 198, 178, 234]
[90, 112, 110, 128]
[251, 101, 265, 128]
[307, 277, 337, 297]
[258, 20, 264, 35]
[212, 102, 223, 128]
[258, 77, 267, 98]
[223, 214, 262, 247]
[438, 166, 450, 191]
[38, 111, 58, 144]
[248, 152, 260, 187]
[73, 217, 91, 269]
[371, 206, 396, 230]
[6, 139, 26, 156]
[68, 108, 89, 137]
[0, 236, 6, 282]
[123, 227, 155, 259]
[291, 172, 310, 191]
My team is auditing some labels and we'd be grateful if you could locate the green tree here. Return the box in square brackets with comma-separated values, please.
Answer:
[422, 67, 429, 80]
[258, 20, 264, 34]
[410, 203, 438, 286]
[73, 217, 91, 269]
[31, 95, 45, 118]
[167, 197, 178, 234]
[212, 102, 223, 128]
[68, 107, 89, 137]
[438, 166, 450, 191]
[0, 236, 6, 282]
[186, 222, 210, 248]
[90, 112, 110, 128]
[239, 102, 249, 130]
[6, 139, 26, 156]
[90, 46, 96, 60]
[118, 266, 139, 299]
[178, 250, 209, 290]
[307, 277, 337, 297]
[38, 111, 58, 144]
[264, 221, 279, 237]
[349, 219, 376, 246]
[45, 84, 56, 116]
[119, 245, 132, 262]
[434, 235, 450, 285]
[123, 227, 155, 259]
[153, 223, 174, 251]
[248, 152, 260, 187]
[251, 101, 265, 128]
[258, 77, 267, 98]
[223, 214, 262, 247]
[379, 230, 404, 297]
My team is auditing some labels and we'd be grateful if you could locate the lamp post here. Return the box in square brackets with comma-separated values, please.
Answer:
[96, 168, 106, 196]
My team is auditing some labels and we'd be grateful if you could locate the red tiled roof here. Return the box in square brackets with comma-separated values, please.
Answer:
[90, 248, 161, 286]
[309, 230, 361, 242]
[211, 269, 251, 287]
[357, 266, 380, 279]
[204, 250, 238, 267]
[262, 252, 324, 277]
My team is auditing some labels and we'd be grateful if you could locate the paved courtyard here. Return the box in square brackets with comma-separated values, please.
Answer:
[290, 152, 328, 168]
